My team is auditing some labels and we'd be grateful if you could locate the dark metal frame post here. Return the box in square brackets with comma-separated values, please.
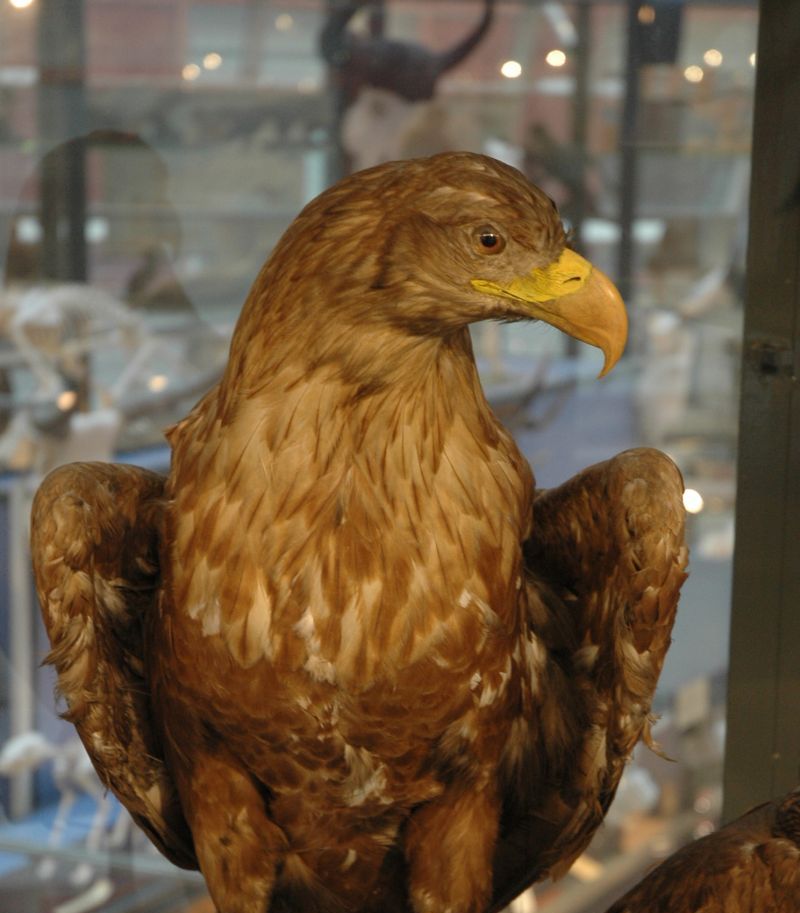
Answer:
[723, 0, 800, 820]
[571, 0, 592, 247]
[616, 0, 642, 303]
[37, 0, 88, 283]
[37, 0, 90, 410]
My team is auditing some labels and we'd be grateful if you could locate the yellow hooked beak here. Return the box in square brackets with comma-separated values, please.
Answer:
[470, 248, 628, 377]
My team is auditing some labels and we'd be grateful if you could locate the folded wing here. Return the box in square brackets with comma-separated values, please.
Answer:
[31, 462, 196, 869]
[604, 788, 800, 912]
[492, 447, 688, 910]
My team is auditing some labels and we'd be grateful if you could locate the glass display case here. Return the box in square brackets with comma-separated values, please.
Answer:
[0, 1, 763, 911]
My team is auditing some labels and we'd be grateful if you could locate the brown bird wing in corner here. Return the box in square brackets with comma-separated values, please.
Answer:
[490, 447, 688, 912]
[30, 461, 196, 870]
[602, 788, 800, 913]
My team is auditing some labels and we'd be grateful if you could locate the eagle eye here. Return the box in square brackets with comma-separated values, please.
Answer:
[473, 226, 506, 255]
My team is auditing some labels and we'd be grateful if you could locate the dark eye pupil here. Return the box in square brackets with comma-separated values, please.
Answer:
[480, 233, 499, 248]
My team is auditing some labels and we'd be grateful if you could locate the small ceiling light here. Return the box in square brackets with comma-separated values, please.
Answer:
[15, 216, 41, 244]
[203, 52, 223, 71]
[8, 0, 35, 9]
[85, 217, 109, 244]
[703, 48, 723, 67]
[683, 488, 705, 514]
[56, 390, 77, 412]
[148, 374, 169, 393]
[637, 4, 656, 25]
[749, 52, 757, 67]
[182, 63, 201, 81]
[275, 13, 294, 31]
[545, 49, 567, 68]
[684, 65, 704, 84]
[500, 60, 522, 79]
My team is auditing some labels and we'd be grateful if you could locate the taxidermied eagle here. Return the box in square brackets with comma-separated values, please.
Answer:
[604, 788, 800, 913]
[32, 152, 687, 913]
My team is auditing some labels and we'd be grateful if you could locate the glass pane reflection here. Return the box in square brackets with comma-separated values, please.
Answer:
[0, 2, 757, 911]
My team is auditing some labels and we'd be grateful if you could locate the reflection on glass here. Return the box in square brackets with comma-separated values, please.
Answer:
[0, 1, 758, 911]
[545, 48, 568, 67]
[501, 59, 523, 78]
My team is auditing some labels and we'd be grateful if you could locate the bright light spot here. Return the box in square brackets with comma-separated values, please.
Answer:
[182, 63, 201, 81]
[749, 52, 757, 67]
[683, 488, 705, 514]
[569, 853, 604, 883]
[703, 48, 723, 67]
[56, 390, 77, 412]
[500, 60, 523, 79]
[545, 49, 567, 68]
[203, 52, 223, 71]
[15, 216, 41, 244]
[637, 4, 656, 25]
[694, 819, 715, 839]
[694, 794, 713, 815]
[507, 890, 537, 913]
[275, 13, 294, 31]
[684, 65, 704, 84]
[8, 0, 35, 9]
[85, 217, 109, 244]
[148, 374, 169, 393]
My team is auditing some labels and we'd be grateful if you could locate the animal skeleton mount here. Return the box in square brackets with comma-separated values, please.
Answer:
[0, 732, 131, 885]
[0, 283, 219, 476]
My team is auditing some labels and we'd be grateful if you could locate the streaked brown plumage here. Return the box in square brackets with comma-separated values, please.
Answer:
[604, 788, 800, 913]
[31, 152, 688, 913]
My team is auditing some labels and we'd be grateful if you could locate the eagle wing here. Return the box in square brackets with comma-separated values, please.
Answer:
[491, 447, 688, 911]
[603, 789, 800, 912]
[30, 461, 196, 870]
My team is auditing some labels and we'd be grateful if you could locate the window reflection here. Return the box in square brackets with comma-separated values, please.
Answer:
[0, 2, 757, 911]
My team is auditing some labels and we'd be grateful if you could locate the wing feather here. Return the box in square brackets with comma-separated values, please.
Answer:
[31, 461, 197, 870]
[491, 447, 688, 911]
[604, 793, 800, 912]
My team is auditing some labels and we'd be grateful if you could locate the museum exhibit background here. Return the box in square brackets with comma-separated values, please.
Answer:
[0, 2, 771, 913]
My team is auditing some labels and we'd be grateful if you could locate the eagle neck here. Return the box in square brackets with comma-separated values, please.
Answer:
[342, 326, 503, 458]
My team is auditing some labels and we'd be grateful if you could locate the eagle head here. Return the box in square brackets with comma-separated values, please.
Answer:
[233, 151, 627, 380]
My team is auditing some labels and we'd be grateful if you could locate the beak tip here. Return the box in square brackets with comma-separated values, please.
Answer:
[597, 350, 622, 378]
